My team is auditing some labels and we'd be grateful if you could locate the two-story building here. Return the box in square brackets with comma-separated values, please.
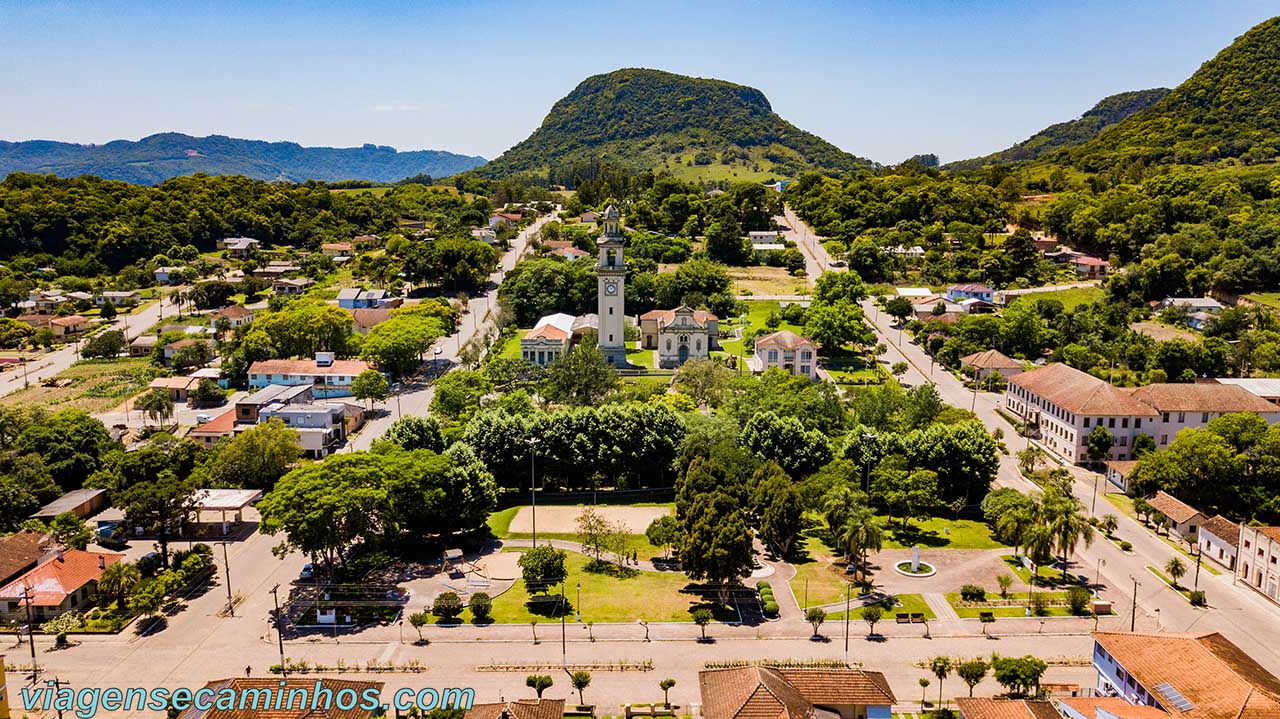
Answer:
[699, 666, 895, 719]
[945, 283, 994, 303]
[1237, 525, 1280, 606]
[640, 306, 720, 368]
[1125, 383, 1280, 448]
[1197, 515, 1240, 570]
[259, 402, 347, 458]
[247, 354, 369, 398]
[751, 329, 818, 379]
[0, 550, 124, 622]
[209, 305, 254, 331]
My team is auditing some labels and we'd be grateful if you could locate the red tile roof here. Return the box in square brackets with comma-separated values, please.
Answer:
[755, 330, 816, 352]
[214, 305, 254, 320]
[180, 678, 385, 719]
[0, 531, 49, 585]
[1198, 515, 1240, 547]
[1125, 384, 1280, 414]
[50, 314, 87, 327]
[0, 550, 123, 606]
[961, 349, 1023, 370]
[699, 667, 895, 719]
[347, 308, 392, 330]
[955, 698, 1059, 719]
[1010, 363, 1159, 416]
[191, 409, 237, 436]
[640, 307, 718, 327]
[1093, 631, 1280, 719]
[1147, 490, 1204, 524]
[466, 700, 566, 719]
[1059, 697, 1172, 719]
[524, 324, 569, 341]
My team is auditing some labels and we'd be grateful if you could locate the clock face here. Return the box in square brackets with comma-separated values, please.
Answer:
[605, 282, 618, 295]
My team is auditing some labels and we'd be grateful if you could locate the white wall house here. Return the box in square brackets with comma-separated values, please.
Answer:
[1197, 515, 1239, 570]
[1237, 525, 1280, 607]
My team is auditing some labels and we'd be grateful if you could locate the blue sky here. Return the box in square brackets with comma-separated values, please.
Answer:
[1, 1, 1277, 165]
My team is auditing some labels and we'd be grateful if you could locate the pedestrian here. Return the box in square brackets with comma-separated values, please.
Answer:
[245, 665, 251, 677]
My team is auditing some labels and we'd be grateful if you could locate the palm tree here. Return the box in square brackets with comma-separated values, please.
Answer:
[997, 501, 1038, 558]
[821, 485, 865, 546]
[838, 507, 884, 583]
[1043, 491, 1094, 582]
[98, 562, 141, 606]
[135, 388, 175, 429]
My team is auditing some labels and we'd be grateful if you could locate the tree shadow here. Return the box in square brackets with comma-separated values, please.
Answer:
[887, 523, 950, 548]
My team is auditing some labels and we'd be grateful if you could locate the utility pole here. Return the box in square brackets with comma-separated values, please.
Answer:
[220, 541, 234, 617]
[843, 583, 851, 667]
[1129, 576, 1141, 632]
[526, 437, 540, 544]
[560, 582, 567, 669]
[21, 586, 37, 682]
[269, 584, 286, 677]
[1193, 545, 1203, 590]
[1091, 473, 1100, 516]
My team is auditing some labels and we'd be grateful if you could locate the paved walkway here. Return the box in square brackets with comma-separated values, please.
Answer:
[924, 593, 959, 620]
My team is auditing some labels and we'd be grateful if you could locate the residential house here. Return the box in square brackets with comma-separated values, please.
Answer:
[148, 375, 200, 402]
[190, 409, 236, 449]
[320, 242, 353, 257]
[955, 698, 1059, 719]
[748, 230, 781, 245]
[247, 354, 369, 398]
[699, 666, 896, 719]
[579, 211, 601, 224]
[896, 287, 934, 299]
[336, 288, 392, 309]
[272, 277, 314, 295]
[751, 329, 819, 379]
[353, 234, 381, 249]
[154, 266, 186, 284]
[0, 531, 52, 587]
[466, 699, 565, 719]
[1157, 297, 1223, 314]
[549, 246, 588, 262]
[348, 307, 392, 335]
[1070, 255, 1110, 278]
[888, 245, 925, 258]
[27, 290, 70, 313]
[259, 402, 347, 458]
[946, 283, 994, 303]
[911, 295, 964, 318]
[252, 261, 302, 280]
[1197, 515, 1240, 570]
[218, 237, 260, 258]
[235, 383, 314, 424]
[1145, 491, 1205, 540]
[1186, 312, 1216, 331]
[128, 335, 158, 357]
[1236, 526, 1280, 606]
[1060, 697, 1181, 719]
[16, 314, 54, 330]
[960, 349, 1024, 381]
[520, 313, 575, 367]
[1103, 460, 1138, 493]
[209, 305, 254, 331]
[178, 678, 385, 719]
[958, 297, 997, 314]
[50, 315, 88, 338]
[95, 290, 139, 307]
[1034, 237, 1059, 253]
[752, 242, 787, 258]
[162, 338, 209, 366]
[641, 306, 720, 368]
[0, 550, 124, 622]
[471, 228, 498, 244]
[1085, 631, 1280, 719]
[488, 212, 522, 230]
[1005, 363, 1280, 464]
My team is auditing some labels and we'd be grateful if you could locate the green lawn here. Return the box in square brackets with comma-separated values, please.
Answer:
[718, 300, 805, 357]
[790, 534, 860, 608]
[881, 517, 1007, 550]
[1010, 286, 1103, 310]
[825, 593, 935, 621]
[1102, 492, 1137, 519]
[1146, 565, 1200, 603]
[1001, 555, 1084, 587]
[456, 551, 735, 624]
[496, 330, 529, 361]
[1244, 293, 1280, 310]
[626, 345, 655, 369]
[944, 591, 1079, 618]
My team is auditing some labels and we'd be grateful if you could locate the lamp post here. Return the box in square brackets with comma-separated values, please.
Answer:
[1094, 558, 1106, 596]
[576, 582, 581, 622]
[1091, 472, 1100, 516]
[1129, 576, 1141, 632]
[220, 541, 234, 617]
[843, 582, 851, 667]
[526, 437, 540, 544]
[270, 584, 287, 677]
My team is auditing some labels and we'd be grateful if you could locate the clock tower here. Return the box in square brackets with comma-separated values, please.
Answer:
[596, 204, 628, 366]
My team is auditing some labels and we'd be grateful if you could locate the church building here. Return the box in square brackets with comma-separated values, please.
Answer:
[640, 306, 720, 368]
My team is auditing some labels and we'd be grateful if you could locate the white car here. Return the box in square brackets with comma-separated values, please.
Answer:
[195, 414, 212, 423]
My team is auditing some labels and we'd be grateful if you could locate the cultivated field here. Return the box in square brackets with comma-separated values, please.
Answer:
[0, 357, 158, 413]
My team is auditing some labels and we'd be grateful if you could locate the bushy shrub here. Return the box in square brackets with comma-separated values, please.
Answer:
[763, 601, 779, 616]
[1119, 540, 1133, 552]
[960, 584, 987, 602]
[469, 592, 493, 621]
[1188, 590, 1206, 607]
[1066, 586, 1092, 615]
[756, 581, 771, 592]
[432, 591, 463, 619]
[1030, 592, 1049, 616]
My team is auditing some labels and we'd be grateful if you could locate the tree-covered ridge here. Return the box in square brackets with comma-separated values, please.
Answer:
[476, 68, 874, 181]
[0, 133, 487, 185]
[947, 89, 1170, 170]
[1054, 16, 1280, 170]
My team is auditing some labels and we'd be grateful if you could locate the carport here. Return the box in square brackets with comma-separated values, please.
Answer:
[192, 488, 262, 536]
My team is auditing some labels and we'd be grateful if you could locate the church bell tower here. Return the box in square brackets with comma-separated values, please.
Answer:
[596, 204, 628, 366]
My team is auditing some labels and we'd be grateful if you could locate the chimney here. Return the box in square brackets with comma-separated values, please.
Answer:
[55, 549, 64, 561]
[98, 555, 106, 570]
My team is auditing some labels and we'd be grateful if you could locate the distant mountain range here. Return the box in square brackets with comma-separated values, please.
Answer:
[947, 89, 1171, 170]
[0, 133, 487, 185]
[475, 68, 874, 182]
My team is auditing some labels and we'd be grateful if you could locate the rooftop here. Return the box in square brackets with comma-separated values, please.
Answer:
[1059, 697, 1173, 719]
[192, 488, 263, 511]
[1125, 383, 1280, 414]
[0, 531, 50, 585]
[213, 305, 253, 319]
[1198, 515, 1240, 546]
[755, 329, 816, 351]
[1147, 490, 1204, 524]
[955, 698, 1059, 719]
[1093, 631, 1280, 719]
[248, 358, 369, 377]
[699, 666, 895, 719]
[466, 700, 566, 719]
[950, 283, 993, 293]
[348, 307, 392, 330]
[0, 549, 123, 606]
[961, 349, 1023, 370]
[191, 409, 237, 436]
[1009, 363, 1159, 417]
[33, 488, 107, 518]
[239, 383, 313, 406]
[641, 306, 718, 327]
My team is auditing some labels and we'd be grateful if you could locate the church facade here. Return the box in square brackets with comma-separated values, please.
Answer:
[640, 306, 720, 368]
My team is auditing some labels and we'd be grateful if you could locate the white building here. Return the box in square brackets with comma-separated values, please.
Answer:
[747, 230, 781, 245]
[639, 306, 719, 368]
[596, 205, 629, 367]
[1006, 363, 1280, 464]
[1237, 525, 1280, 606]
[751, 330, 818, 379]
[1197, 515, 1239, 570]
[1158, 297, 1223, 314]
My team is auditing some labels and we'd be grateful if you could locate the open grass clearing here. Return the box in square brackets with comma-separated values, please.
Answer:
[824, 593, 935, 621]
[1244, 293, 1280, 310]
[1007, 286, 1103, 311]
[1001, 555, 1085, 588]
[728, 266, 809, 297]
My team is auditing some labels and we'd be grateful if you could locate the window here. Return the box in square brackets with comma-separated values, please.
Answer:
[1162, 413, 1170, 422]
[1136, 419, 1142, 428]
[1121, 418, 1129, 428]
[666, 339, 671, 350]
[768, 350, 778, 361]
[608, 307, 613, 315]
[1160, 435, 1168, 445]
[1202, 412, 1210, 423]
[1118, 436, 1127, 447]
[1108, 418, 1116, 428]
[1084, 418, 1091, 428]
[1178, 412, 1186, 423]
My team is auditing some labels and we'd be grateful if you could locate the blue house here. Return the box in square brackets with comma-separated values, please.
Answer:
[945, 283, 994, 303]
[336, 288, 391, 309]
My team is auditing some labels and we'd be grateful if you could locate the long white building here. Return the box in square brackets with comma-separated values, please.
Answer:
[1004, 363, 1280, 464]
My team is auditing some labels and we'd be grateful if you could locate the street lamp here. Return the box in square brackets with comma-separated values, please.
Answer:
[525, 437, 541, 544]
[843, 582, 851, 667]
[270, 584, 287, 677]
[576, 582, 581, 622]
[1094, 558, 1106, 596]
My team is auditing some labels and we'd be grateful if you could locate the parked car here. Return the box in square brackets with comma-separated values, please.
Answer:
[299, 563, 315, 581]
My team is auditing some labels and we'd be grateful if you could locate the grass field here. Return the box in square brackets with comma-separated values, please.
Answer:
[1009, 286, 1103, 310]
[495, 330, 529, 361]
[1244, 293, 1280, 309]
[330, 186, 392, 197]
[881, 517, 1007, 550]
[0, 358, 159, 413]
[446, 550, 732, 624]
[728, 266, 809, 297]
[718, 300, 805, 357]
[825, 593, 935, 621]
[1001, 555, 1084, 587]
[944, 590, 1078, 618]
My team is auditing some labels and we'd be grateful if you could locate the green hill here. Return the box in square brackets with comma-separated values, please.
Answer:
[947, 89, 1169, 169]
[0, 133, 487, 185]
[1053, 16, 1280, 170]
[476, 68, 873, 183]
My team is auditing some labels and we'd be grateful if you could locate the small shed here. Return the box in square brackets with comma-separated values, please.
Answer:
[32, 488, 109, 521]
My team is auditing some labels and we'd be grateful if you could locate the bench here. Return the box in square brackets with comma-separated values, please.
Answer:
[979, 612, 996, 623]
[895, 613, 911, 624]
[910, 613, 926, 623]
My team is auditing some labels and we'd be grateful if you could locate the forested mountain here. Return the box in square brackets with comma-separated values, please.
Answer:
[1052, 16, 1280, 170]
[0, 133, 487, 185]
[947, 89, 1170, 170]
[475, 68, 874, 184]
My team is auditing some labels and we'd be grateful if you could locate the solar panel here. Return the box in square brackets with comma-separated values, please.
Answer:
[1154, 682, 1194, 712]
